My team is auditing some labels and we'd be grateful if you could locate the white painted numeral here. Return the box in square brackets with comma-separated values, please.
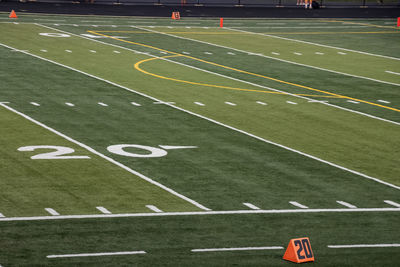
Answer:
[107, 144, 167, 158]
[18, 146, 90, 159]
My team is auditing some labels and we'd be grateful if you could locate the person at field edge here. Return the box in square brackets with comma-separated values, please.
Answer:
[297, 0, 305, 6]
[305, 0, 312, 9]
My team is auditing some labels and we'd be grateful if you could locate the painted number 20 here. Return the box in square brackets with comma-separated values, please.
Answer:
[17, 146, 90, 159]
[294, 239, 313, 260]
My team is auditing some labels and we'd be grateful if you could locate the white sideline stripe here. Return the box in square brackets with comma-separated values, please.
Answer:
[289, 201, 309, 209]
[0, 208, 399, 222]
[45, 208, 60, 216]
[30, 102, 40, 106]
[243, 203, 261, 210]
[96, 206, 112, 214]
[146, 205, 163, 213]
[191, 246, 283, 252]
[0, 103, 210, 211]
[328, 244, 400, 249]
[384, 200, 400, 208]
[286, 101, 297, 105]
[347, 100, 359, 104]
[194, 102, 205, 106]
[130, 101, 141, 106]
[3, 30, 399, 188]
[256, 101, 267, 105]
[225, 101, 237, 106]
[385, 70, 400, 76]
[47, 251, 146, 258]
[336, 201, 357, 209]
[377, 100, 390, 104]
[228, 27, 400, 61]
[98, 102, 108, 106]
[38, 24, 400, 127]
[65, 102, 75, 107]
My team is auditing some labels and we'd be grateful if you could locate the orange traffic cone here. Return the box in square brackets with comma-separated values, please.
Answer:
[9, 10, 18, 19]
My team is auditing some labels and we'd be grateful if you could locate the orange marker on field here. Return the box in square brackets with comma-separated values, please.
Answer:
[171, 11, 180, 20]
[283, 237, 314, 263]
[9, 10, 17, 19]
[397, 17, 400, 27]
[220, 18, 224, 28]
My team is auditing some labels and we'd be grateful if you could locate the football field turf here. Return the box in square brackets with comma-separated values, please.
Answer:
[0, 13, 399, 266]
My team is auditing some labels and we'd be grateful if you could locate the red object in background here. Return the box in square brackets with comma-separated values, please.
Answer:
[220, 18, 223, 28]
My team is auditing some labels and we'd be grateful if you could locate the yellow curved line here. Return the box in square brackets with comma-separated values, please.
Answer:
[134, 56, 340, 98]
[89, 30, 400, 112]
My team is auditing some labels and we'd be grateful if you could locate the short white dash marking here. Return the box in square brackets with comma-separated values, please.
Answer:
[347, 100, 359, 104]
[385, 70, 400, 76]
[182, 51, 190, 55]
[14, 22, 19, 25]
[65, 102, 75, 107]
[289, 201, 309, 209]
[54, 24, 59, 26]
[131, 102, 141, 106]
[111, 25, 117, 28]
[98, 102, 108, 107]
[328, 244, 400, 249]
[194, 102, 205, 106]
[47, 251, 147, 258]
[315, 52, 324, 55]
[192, 246, 284, 252]
[338, 52, 347, 55]
[30, 102, 40, 106]
[336, 201, 357, 209]
[384, 200, 400, 208]
[287, 101, 297, 105]
[377, 100, 390, 104]
[204, 52, 213, 55]
[96, 206, 112, 214]
[294, 52, 302, 55]
[0, 213, 4, 218]
[146, 205, 163, 213]
[167, 26, 173, 29]
[271, 52, 280, 55]
[113, 50, 121, 54]
[227, 52, 236, 55]
[243, 203, 261, 210]
[90, 50, 97, 53]
[225, 101, 237, 106]
[45, 208, 60, 216]
[40, 49, 47, 52]
[73, 24, 78, 27]
[160, 51, 168, 54]
[92, 25, 98, 28]
[65, 50, 72, 53]
[256, 101, 267, 105]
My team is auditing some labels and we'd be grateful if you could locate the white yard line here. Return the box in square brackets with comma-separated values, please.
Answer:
[328, 244, 400, 249]
[243, 203, 261, 210]
[384, 200, 400, 208]
[45, 208, 60, 216]
[289, 201, 309, 209]
[146, 205, 163, 213]
[385, 70, 400, 76]
[2, 27, 399, 190]
[336, 201, 357, 209]
[0, 102, 210, 211]
[191, 246, 283, 252]
[47, 251, 146, 258]
[1, 208, 398, 222]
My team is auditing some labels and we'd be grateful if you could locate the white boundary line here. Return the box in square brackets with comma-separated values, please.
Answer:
[0, 103, 210, 211]
[47, 250, 146, 258]
[1, 40, 399, 191]
[0, 208, 399, 222]
[35, 24, 400, 127]
[191, 246, 284, 252]
[328, 244, 400, 249]
[135, 26, 400, 87]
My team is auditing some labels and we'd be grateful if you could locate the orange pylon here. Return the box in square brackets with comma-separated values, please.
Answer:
[171, 12, 180, 20]
[9, 10, 18, 19]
